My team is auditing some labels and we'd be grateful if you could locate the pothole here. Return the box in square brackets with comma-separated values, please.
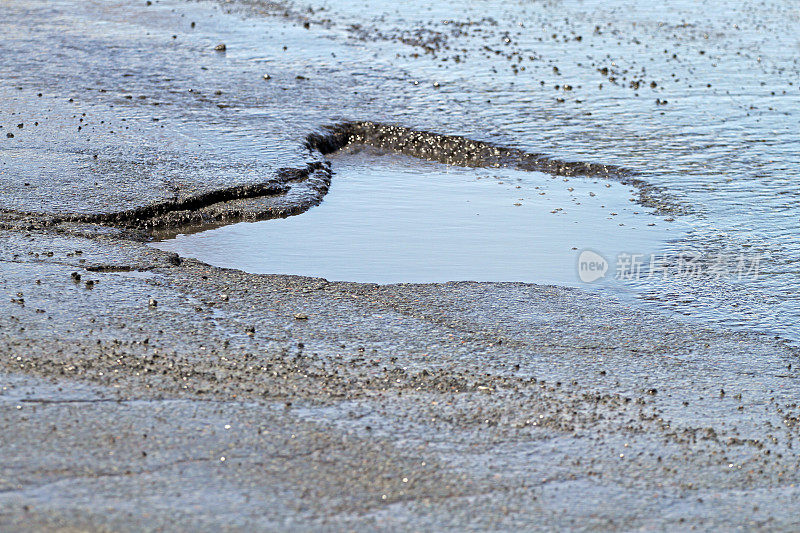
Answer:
[152, 145, 680, 285]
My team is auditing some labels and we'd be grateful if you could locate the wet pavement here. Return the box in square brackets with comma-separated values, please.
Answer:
[1, 0, 800, 530]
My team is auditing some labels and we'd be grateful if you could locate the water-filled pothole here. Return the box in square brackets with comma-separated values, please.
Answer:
[152, 146, 680, 285]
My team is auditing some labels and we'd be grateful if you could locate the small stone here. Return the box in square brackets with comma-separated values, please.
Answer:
[214, 43, 226, 51]
[245, 326, 255, 336]
[149, 298, 157, 308]
[70, 272, 81, 282]
[294, 313, 309, 320]
[220, 293, 229, 301]
[85, 280, 95, 289]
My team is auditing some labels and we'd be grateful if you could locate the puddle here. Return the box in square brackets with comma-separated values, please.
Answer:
[5, 0, 798, 340]
[152, 147, 680, 286]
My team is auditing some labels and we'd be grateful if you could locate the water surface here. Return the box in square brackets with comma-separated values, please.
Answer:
[155, 146, 678, 284]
